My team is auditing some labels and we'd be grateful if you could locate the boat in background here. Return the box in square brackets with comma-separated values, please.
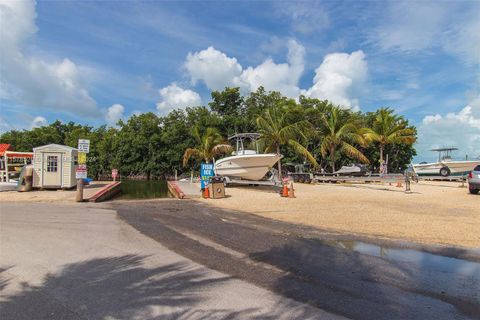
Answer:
[334, 164, 369, 176]
[413, 147, 480, 177]
[214, 133, 282, 181]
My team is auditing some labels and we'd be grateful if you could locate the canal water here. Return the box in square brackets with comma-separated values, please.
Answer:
[119, 180, 170, 199]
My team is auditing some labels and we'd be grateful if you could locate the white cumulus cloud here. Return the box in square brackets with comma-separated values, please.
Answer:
[303, 50, 368, 109]
[0, 0, 99, 116]
[105, 104, 125, 126]
[236, 39, 305, 97]
[184, 47, 242, 91]
[156, 83, 201, 113]
[31, 116, 47, 128]
[417, 96, 480, 161]
[184, 39, 306, 98]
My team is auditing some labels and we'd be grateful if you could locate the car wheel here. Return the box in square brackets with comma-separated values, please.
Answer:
[469, 188, 479, 194]
[439, 166, 451, 177]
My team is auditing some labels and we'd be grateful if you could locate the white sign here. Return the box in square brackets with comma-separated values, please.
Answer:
[75, 165, 87, 179]
[78, 139, 90, 153]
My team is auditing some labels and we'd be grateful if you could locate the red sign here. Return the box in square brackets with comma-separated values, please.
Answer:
[112, 169, 118, 179]
[75, 165, 87, 179]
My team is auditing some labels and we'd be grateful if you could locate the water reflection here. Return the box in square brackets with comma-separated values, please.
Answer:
[328, 240, 480, 280]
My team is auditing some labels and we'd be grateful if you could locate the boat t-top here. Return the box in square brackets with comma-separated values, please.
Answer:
[214, 133, 283, 181]
[413, 147, 480, 177]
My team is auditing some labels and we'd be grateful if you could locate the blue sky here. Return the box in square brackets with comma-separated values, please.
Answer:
[0, 0, 479, 162]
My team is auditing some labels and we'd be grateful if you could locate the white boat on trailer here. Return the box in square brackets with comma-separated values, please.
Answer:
[214, 133, 282, 184]
[413, 148, 480, 177]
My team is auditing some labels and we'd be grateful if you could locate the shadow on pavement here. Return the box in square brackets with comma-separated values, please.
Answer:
[0, 255, 324, 320]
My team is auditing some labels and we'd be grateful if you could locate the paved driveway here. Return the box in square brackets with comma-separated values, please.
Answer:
[0, 203, 342, 320]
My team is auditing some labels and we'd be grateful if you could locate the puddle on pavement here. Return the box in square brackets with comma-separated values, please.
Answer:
[330, 240, 480, 280]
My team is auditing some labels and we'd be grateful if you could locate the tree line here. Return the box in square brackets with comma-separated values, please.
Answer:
[0, 87, 417, 179]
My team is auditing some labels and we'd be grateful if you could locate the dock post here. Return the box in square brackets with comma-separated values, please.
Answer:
[405, 172, 411, 192]
[4, 153, 8, 182]
[75, 179, 84, 202]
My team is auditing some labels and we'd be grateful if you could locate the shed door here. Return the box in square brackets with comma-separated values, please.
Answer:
[43, 153, 62, 186]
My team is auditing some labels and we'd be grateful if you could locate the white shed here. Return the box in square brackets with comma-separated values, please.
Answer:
[33, 144, 78, 189]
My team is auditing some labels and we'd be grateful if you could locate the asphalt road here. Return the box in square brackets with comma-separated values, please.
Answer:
[114, 199, 480, 320]
[0, 202, 342, 320]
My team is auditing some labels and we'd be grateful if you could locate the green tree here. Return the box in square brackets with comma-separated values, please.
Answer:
[256, 105, 318, 177]
[94, 126, 119, 179]
[317, 106, 369, 172]
[244, 87, 290, 130]
[209, 87, 247, 136]
[182, 127, 232, 167]
[209, 87, 243, 116]
[114, 113, 162, 179]
[362, 108, 416, 168]
[158, 110, 194, 174]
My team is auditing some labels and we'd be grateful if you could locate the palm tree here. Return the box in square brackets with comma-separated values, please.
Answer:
[182, 127, 232, 167]
[362, 108, 416, 167]
[256, 106, 318, 178]
[317, 106, 369, 172]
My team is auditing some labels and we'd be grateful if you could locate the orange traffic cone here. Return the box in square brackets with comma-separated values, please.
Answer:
[288, 182, 295, 198]
[396, 181, 403, 188]
[203, 187, 210, 199]
[281, 184, 289, 197]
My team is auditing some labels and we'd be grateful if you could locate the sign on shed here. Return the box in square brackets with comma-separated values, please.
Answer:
[75, 164, 87, 179]
[78, 139, 90, 153]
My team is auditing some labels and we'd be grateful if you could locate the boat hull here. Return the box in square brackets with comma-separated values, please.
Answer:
[413, 160, 480, 176]
[215, 154, 282, 181]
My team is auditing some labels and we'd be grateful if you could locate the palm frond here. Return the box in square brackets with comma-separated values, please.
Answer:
[288, 139, 319, 167]
[319, 137, 332, 158]
[256, 116, 274, 135]
[212, 144, 233, 155]
[341, 142, 370, 164]
[182, 148, 200, 167]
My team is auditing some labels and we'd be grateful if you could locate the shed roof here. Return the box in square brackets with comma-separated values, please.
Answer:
[33, 144, 78, 152]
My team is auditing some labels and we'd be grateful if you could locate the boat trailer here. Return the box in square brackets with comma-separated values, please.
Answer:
[314, 172, 466, 191]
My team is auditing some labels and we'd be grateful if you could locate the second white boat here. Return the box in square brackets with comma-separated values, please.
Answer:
[413, 148, 480, 176]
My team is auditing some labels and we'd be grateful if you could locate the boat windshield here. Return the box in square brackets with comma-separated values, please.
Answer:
[233, 149, 257, 156]
[229, 133, 260, 155]
[431, 147, 458, 162]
